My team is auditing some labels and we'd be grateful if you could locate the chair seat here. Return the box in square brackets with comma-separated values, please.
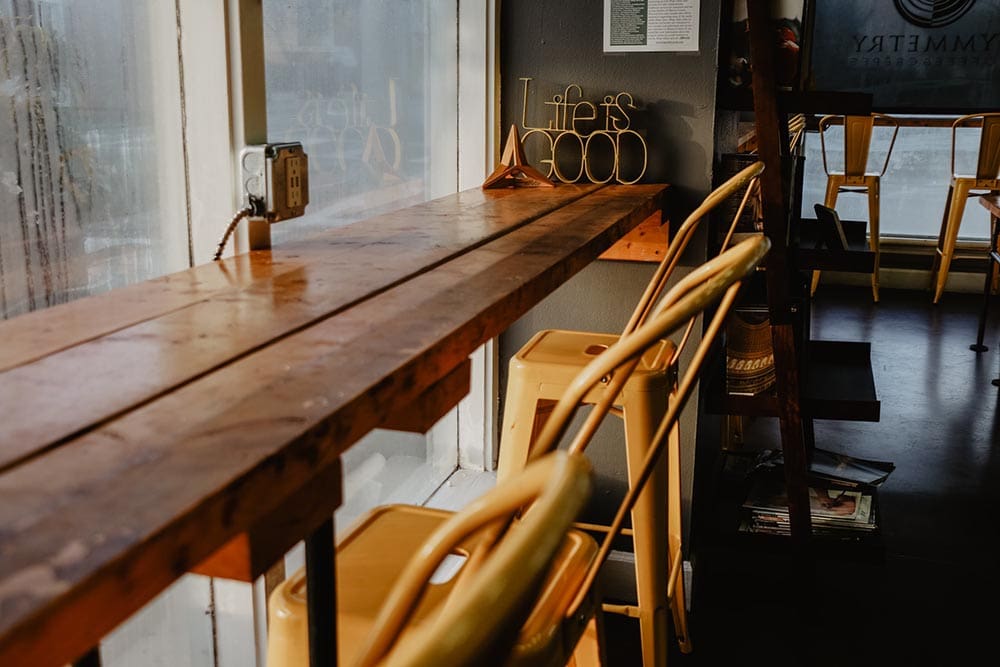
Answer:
[267, 504, 599, 666]
[951, 175, 1000, 189]
[828, 172, 880, 187]
[512, 329, 676, 396]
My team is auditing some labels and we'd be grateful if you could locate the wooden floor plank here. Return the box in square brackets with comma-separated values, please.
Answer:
[0, 184, 665, 667]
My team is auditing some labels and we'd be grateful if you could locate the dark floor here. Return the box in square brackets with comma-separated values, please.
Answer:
[604, 286, 1000, 665]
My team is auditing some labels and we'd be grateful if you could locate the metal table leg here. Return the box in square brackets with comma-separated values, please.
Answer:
[306, 517, 337, 667]
[974, 209, 1000, 352]
[73, 647, 101, 667]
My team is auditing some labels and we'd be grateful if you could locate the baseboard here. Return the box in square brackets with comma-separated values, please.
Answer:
[818, 267, 985, 294]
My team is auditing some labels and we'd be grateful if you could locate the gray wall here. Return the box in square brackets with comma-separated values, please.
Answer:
[498, 1, 723, 538]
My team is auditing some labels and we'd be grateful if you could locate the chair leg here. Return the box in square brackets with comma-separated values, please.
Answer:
[933, 181, 973, 304]
[811, 180, 841, 296]
[868, 178, 880, 302]
[930, 184, 952, 287]
[666, 413, 693, 654]
[496, 366, 543, 483]
[622, 391, 670, 667]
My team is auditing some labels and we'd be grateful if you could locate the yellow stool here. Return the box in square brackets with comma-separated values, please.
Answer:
[496, 162, 765, 666]
[498, 329, 688, 662]
[811, 113, 899, 302]
[930, 113, 1000, 303]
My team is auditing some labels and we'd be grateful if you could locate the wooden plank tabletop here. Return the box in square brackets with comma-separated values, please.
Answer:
[0, 185, 603, 472]
[0, 183, 667, 666]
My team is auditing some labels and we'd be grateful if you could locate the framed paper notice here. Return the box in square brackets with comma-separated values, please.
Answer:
[604, 0, 700, 53]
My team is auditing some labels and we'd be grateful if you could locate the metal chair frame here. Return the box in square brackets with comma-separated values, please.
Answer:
[266, 234, 769, 667]
[812, 113, 900, 302]
[930, 112, 1000, 303]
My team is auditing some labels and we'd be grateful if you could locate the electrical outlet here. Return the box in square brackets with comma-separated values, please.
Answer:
[285, 155, 304, 208]
[239, 142, 309, 223]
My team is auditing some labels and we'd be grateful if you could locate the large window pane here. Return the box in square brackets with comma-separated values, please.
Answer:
[262, 0, 461, 521]
[801, 121, 989, 240]
[264, 0, 458, 243]
[0, 1, 187, 321]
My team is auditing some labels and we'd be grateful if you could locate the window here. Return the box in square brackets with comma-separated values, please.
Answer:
[0, 1, 189, 320]
[264, 1, 459, 242]
[801, 119, 990, 241]
[1, 2, 494, 665]
[261, 0, 464, 532]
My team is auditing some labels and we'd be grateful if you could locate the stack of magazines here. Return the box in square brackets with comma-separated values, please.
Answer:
[737, 448, 893, 537]
[739, 478, 877, 537]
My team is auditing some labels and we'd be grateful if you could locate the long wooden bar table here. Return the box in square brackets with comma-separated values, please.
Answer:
[0, 183, 667, 666]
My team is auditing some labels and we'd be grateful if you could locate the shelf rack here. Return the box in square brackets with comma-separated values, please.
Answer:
[704, 2, 882, 545]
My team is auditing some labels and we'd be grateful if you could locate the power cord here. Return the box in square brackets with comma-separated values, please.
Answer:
[213, 204, 257, 261]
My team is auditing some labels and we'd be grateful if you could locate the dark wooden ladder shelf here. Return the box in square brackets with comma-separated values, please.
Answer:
[804, 340, 880, 422]
[706, 339, 879, 423]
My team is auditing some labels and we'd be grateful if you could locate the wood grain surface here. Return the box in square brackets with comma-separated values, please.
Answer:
[0, 185, 601, 471]
[0, 183, 666, 667]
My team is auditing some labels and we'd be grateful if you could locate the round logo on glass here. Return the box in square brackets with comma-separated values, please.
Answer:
[893, 0, 976, 28]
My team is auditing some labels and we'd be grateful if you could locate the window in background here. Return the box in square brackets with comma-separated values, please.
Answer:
[0, 0, 188, 321]
[801, 120, 989, 241]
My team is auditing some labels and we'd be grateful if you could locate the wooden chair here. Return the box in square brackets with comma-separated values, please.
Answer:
[265, 235, 770, 666]
[810, 113, 899, 302]
[497, 161, 764, 667]
[930, 113, 1000, 304]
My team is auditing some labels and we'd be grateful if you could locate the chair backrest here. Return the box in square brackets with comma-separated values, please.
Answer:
[951, 113, 1000, 180]
[624, 160, 764, 337]
[353, 451, 593, 667]
[818, 113, 899, 178]
[525, 234, 771, 614]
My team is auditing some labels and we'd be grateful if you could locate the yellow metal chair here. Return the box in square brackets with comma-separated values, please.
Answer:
[267, 451, 596, 667]
[266, 236, 770, 666]
[513, 235, 769, 667]
[497, 162, 764, 666]
[930, 113, 1000, 304]
[810, 113, 899, 302]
